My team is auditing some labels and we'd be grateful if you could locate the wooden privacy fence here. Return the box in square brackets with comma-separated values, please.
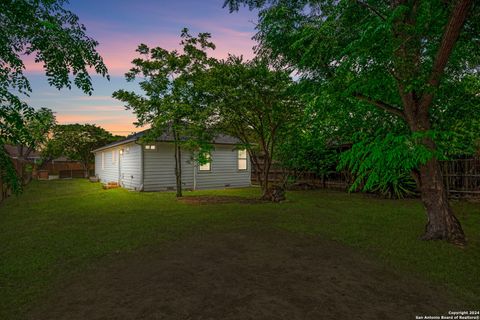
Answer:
[0, 160, 94, 203]
[251, 165, 351, 191]
[58, 169, 94, 179]
[38, 161, 92, 177]
[440, 158, 480, 199]
[253, 158, 480, 198]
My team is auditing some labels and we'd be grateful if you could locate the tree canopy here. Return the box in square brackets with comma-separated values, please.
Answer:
[201, 56, 302, 200]
[113, 28, 217, 197]
[225, 0, 480, 244]
[43, 124, 117, 177]
[1, 0, 108, 192]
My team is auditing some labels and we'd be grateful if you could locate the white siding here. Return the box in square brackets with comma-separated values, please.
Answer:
[94, 149, 119, 184]
[94, 143, 142, 191]
[143, 142, 251, 191]
[143, 143, 194, 191]
[195, 145, 251, 190]
[119, 143, 142, 190]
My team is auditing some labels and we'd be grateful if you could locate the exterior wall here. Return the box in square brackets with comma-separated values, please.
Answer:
[143, 142, 194, 191]
[95, 148, 119, 184]
[195, 144, 251, 190]
[143, 142, 251, 191]
[94, 142, 142, 190]
[118, 143, 142, 190]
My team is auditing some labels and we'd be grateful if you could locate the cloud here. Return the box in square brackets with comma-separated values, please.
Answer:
[93, 29, 256, 75]
[56, 113, 142, 134]
[23, 29, 256, 76]
[22, 1, 259, 134]
[66, 105, 124, 112]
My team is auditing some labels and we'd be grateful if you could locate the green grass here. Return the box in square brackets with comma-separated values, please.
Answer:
[0, 180, 479, 319]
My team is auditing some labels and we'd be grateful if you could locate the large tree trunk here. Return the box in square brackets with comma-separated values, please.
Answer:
[417, 153, 465, 245]
[404, 101, 466, 244]
[390, 0, 472, 245]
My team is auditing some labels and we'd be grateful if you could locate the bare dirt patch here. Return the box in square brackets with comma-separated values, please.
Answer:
[29, 230, 462, 320]
[179, 195, 264, 205]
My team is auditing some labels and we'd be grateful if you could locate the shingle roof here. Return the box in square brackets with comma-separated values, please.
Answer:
[92, 129, 242, 153]
[4, 145, 41, 159]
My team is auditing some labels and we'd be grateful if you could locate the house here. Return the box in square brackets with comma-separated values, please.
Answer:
[4, 144, 42, 162]
[4, 144, 93, 180]
[92, 130, 251, 191]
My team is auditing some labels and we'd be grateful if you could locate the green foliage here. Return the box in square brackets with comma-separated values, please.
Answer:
[370, 171, 417, 199]
[0, 106, 55, 193]
[0, 0, 108, 103]
[113, 28, 216, 161]
[113, 28, 218, 196]
[431, 75, 480, 157]
[0, 146, 21, 194]
[339, 132, 435, 198]
[275, 100, 341, 176]
[225, 0, 480, 200]
[1, 0, 107, 191]
[201, 56, 302, 193]
[43, 124, 117, 172]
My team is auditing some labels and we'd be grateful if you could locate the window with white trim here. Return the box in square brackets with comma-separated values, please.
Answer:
[101, 152, 105, 170]
[238, 149, 247, 170]
[144, 145, 156, 150]
[199, 153, 211, 171]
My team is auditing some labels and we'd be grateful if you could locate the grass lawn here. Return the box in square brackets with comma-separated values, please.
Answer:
[0, 179, 479, 319]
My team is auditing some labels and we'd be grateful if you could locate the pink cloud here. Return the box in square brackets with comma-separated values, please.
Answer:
[56, 113, 142, 134]
[24, 30, 256, 76]
[66, 105, 124, 112]
[56, 113, 130, 122]
[94, 30, 255, 75]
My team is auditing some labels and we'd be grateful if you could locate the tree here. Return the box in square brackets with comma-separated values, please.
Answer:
[225, 0, 479, 244]
[203, 56, 301, 200]
[43, 124, 116, 178]
[12, 107, 56, 184]
[1, 0, 108, 192]
[113, 29, 216, 197]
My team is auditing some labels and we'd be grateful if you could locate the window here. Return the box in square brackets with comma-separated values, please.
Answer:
[112, 150, 116, 163]
[101, 152, 105, 170]
[238, 149, 247, 170]
[199, 153, 211, 171]
[145, 145, 156, 150]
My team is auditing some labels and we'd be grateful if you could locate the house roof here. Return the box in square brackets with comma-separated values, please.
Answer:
[4, 145, 42, 159]
[92, 129, 242, 153]
[4, 144, 79, 163]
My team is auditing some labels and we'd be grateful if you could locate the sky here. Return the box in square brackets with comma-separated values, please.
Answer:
[24, 0, 258, 136]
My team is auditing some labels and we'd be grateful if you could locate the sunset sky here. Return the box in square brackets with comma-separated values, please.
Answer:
[24, 0, 257, 136]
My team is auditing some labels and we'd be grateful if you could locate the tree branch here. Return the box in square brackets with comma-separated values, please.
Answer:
[356, 0, 387, 21]
[419, 0, 473, 111]
[354, 93, 406, 120]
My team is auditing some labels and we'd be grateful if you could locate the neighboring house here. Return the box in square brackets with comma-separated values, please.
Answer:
[92, 130, 251, 191]
[4, 144, 92, 179]
[4, 144, 42, 163]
